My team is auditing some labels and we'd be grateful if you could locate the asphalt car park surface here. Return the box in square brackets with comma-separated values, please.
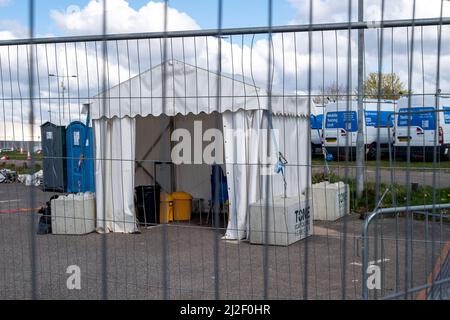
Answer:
[0, 183, 449, 299]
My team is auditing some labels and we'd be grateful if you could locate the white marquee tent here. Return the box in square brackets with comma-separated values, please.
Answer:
[85, 60, 313, 240]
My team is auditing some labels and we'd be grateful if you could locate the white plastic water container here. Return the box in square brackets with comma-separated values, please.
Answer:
[312, 181, 349, 221]
[51, 192, 96, 235]
[249, 195, 313, 246]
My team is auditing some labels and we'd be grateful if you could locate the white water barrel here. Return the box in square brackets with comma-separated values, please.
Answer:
[51, 192, 96, 235]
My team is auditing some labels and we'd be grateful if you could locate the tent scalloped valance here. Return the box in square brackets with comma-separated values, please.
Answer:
[84, 60, 313, 120]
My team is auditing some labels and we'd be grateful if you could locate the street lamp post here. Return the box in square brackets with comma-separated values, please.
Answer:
[48, 73, 77, 121]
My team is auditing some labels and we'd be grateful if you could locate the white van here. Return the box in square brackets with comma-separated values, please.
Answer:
[311, 105, 325, 155]
[394, 96, 450, 160]
[323, 100, 396, 159]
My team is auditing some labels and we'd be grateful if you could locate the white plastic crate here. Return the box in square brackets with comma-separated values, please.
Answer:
[249, 195, 313, 246]
[51, 192, 96, 235]
[312, 181, 349, 221]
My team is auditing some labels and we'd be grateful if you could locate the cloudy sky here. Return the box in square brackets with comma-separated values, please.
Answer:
[0, 0, 449, 129]
[0, 0, 449, 36]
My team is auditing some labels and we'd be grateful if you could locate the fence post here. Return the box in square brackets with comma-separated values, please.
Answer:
[356, 0, 365, 199]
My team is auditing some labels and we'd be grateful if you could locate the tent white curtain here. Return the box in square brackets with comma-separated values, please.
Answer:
[93, 117, 138, 233]
[271, 115, 310, 199]
[223, 110, 310, 240]
[222, 110, 263, 240]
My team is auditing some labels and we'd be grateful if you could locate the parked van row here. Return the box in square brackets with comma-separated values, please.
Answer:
[310, 97, 450, 161]
[394, 96, 450, 160]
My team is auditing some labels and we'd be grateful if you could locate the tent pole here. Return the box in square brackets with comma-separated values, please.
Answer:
[135, 162, 156, 181]
[135, 121, 171, 169]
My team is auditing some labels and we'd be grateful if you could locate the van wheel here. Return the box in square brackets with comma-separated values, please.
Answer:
[367, 144, 377, 160]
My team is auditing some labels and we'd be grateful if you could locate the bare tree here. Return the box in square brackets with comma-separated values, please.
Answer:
[314, 82, 349, 104]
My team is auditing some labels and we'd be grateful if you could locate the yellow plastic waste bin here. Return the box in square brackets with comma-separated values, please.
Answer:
[160, 193, 174, 224]
[172, 191, 192, 221]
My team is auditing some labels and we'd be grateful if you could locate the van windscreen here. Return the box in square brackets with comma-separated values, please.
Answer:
[325, 111, 358, 132]
[398, 107, 436, 130]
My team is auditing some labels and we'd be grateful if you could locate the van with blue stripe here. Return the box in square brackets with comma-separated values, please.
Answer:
[394, 96, 450, 160]
[323, 99, 396, 159]
[311, 105, 325, 155]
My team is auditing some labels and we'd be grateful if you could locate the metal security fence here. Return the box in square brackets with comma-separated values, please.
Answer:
[0, 0, 449, 300]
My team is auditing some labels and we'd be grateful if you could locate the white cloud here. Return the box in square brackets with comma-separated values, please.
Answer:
[285, 0, 450, 95]
[0, 0, 201, 125]
[48, 0, 450, 96]
[0, 19, 27, 40]
[46, 0, 353, 93]
[50, 0, 200, 35]
[0, 30, 15, 40]
[288, 0, 450, 23]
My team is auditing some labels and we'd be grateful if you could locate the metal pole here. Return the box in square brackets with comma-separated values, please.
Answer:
[61, 81, 65, 120]
[356, 0, 365, 199]
[1, 17, 450, 46]
[28, 0, 37, 300]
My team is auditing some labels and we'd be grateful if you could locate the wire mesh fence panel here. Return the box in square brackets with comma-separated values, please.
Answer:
[0, 0, 449, 300]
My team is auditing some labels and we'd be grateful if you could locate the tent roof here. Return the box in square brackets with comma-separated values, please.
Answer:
[86, 60, 312, 120]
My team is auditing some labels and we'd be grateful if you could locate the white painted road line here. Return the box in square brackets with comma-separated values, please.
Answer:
[0, 199, 22, 203]
[350, 258, 390, 267]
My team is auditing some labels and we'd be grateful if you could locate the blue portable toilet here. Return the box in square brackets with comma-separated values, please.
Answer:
[66, 121, 95, 193]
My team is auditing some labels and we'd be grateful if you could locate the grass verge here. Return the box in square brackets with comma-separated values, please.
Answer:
[0, 162, 42, 175]
[0, 151, 43, 161]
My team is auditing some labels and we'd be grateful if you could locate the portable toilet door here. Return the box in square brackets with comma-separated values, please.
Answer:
[40, 122, 67, 192]
[66, 121, 95, 193]
[84, 126, 95, 192]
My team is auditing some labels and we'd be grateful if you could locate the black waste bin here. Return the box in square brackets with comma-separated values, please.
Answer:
[135, 185, 161, 226]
